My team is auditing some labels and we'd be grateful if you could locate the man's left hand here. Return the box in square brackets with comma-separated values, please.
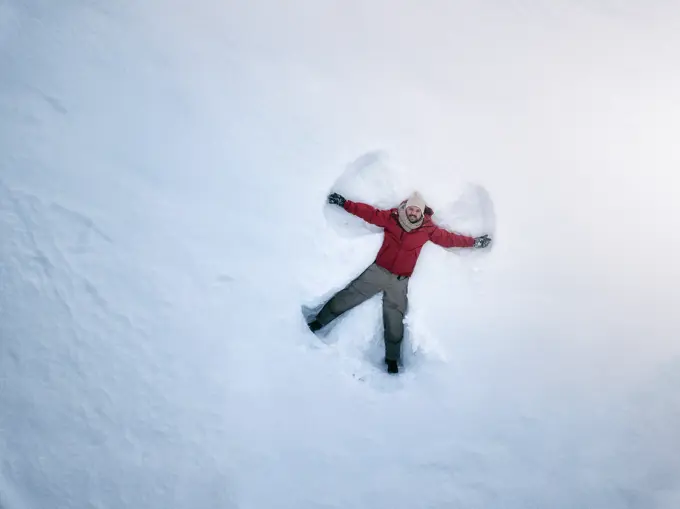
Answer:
[473, 234, 492, 249]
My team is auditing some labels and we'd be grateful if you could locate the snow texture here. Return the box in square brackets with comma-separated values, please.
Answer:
[2, 1, 680, 508]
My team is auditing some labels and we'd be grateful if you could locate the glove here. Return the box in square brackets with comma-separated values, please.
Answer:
[328, 192, 346, 207]
[473, 234, 491, 249]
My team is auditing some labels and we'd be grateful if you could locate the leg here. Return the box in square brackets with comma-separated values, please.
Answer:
[314, 264, 384, 327]
[383, 276, 409, 364]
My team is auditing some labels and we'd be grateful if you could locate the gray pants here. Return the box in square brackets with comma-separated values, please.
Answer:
[316, 263, 409, 362]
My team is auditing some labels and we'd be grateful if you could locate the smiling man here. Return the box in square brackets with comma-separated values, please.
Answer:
[307, 191, 492, 374]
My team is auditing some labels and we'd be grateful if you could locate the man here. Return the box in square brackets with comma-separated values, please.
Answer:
[307, 191, 492, 374]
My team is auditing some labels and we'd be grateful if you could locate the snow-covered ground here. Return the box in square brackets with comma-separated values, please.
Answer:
[2, 1, 680, 508]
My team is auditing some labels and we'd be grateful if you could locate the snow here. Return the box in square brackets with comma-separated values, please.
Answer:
[2, 1, 680, 508]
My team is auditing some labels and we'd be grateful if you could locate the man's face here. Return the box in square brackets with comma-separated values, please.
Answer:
[406, 206, 422, 223]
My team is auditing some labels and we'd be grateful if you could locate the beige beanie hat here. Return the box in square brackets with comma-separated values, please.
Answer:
[398, 191, 426, 232]
[406, 191, 426, 212]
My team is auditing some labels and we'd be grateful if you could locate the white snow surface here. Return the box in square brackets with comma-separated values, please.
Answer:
[2, 1, 680, 508]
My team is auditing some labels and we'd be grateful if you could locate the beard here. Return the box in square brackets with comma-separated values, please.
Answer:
[408, 214, 420, 223]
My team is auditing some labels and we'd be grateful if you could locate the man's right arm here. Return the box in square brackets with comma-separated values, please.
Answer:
[328, 193, 390, 228]
[344, 200, 391, 228]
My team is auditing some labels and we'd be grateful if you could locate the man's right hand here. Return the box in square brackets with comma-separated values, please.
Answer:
[328, 193, 346, 207]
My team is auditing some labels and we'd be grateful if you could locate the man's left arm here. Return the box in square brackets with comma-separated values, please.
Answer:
[429, 225, 477, 248]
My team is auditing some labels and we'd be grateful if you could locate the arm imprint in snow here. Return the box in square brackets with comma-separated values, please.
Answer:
[343, 200, 391, 228]
[428, 225, 476, 248]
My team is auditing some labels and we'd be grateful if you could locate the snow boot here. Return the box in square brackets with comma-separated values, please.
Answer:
[386, 359, 399, 374]
[307, 319, 323, 333]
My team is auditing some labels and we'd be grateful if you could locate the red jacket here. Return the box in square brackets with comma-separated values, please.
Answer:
[344, 200, 475, 277]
